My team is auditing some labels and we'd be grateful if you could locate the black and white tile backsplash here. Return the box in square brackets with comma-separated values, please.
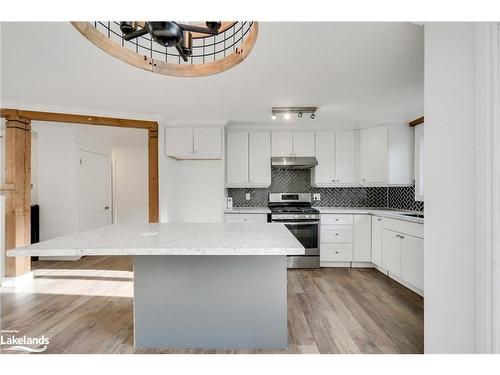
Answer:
[227, 169, 424, 211]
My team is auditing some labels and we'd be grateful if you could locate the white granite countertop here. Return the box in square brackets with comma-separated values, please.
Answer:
[224, 207, 271, 214]
[7, 223, 305, 257]
[318, 207, 424, 224]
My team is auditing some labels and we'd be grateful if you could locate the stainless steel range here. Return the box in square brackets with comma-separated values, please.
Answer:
[268, 193, 320, 269]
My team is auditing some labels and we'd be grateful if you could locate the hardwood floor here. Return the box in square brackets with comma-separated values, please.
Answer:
[1, 256, 423, 354]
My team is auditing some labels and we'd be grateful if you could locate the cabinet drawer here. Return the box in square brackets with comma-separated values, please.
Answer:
[320, 244, 353, 262]
[320, 214, 353, 225]
[224, 214, 267, 223]
[383, 217, 424, 238]
[321, 226, 353, 243]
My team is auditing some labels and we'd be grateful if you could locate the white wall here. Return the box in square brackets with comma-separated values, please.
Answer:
[32, 123, 79, 241]
[159, 123, 225, 224]
[32, 123, 149, 241]
[424, 23, 477, 353]
[112, 147, 148, 225]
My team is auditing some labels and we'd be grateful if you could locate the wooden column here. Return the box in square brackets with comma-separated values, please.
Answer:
[4, 115, 32, 277]
[148, 127, 159, 223]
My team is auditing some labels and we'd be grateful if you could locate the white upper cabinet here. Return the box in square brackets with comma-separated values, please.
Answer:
[293, 131, 315, 156]
[248, 131, 271, 186]
[194, 127, 222, 158]
[312, 130, 357, 186]
[166, 126, 222, 160]
[359, 125, 388, 183]
[271, 131, 315, 157]
[226, 132, 248, 186]
[359, 124, 414, 185]
[312, 131, 334, 185]
[335, 130, 357, 184]
[166, 127, 193, 157]
[271, 132, 293, 157]
[226, 131, 271, 188]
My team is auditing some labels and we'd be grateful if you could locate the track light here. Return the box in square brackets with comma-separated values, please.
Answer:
[270, 107, 318, 120]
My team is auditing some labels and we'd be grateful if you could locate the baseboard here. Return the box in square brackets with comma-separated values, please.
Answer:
[320, 261, 351, 268]
[1, 271, 34, 287]
[351, 262, 375, 268]
[321, 261, 375, 268]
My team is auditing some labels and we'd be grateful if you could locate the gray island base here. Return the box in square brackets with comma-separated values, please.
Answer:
[8, 223, 304, 350]
[134, 255, 287, 349]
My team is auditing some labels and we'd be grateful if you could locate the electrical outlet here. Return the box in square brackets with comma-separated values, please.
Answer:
[245, 193, 251, 201]
[313, 193, 321, 201]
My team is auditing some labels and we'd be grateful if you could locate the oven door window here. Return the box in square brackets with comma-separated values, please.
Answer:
[284, 223, 318, 250]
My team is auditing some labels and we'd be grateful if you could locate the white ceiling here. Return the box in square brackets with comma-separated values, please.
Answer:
[1, 22, 424, 128]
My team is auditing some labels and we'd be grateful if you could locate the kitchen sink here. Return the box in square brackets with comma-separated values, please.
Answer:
[400, 213, 424, 219]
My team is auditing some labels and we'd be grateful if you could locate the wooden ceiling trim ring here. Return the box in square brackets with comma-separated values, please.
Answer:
[71, 21, 258, 78]
[409, 116, 424, 126]
[1, 108, 158, 130]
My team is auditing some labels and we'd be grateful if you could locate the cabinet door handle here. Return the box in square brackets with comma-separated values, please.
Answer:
[377, 218, 382, 221]
[335, 251, 339, 254]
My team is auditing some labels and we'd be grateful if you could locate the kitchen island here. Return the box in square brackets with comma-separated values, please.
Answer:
[8, 223, 304, 349]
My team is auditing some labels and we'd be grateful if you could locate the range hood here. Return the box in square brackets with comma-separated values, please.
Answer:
[271, 156, 318, 169]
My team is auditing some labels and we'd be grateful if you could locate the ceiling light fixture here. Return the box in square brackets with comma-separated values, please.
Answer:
[72, 21, 258, 77]
[271, 106, 317, 121]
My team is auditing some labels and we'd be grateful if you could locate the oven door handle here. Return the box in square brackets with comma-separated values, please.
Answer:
[273, 221, 320, 225]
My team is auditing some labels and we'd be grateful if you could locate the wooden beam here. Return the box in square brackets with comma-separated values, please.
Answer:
[148, 128, 159, 223]
[1, 108, 157, 130]
[4, 118, 32, 277]
[409, 116, 424, 126]
[1, 108, 160, 277]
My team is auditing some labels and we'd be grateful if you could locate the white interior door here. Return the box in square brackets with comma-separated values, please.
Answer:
[78, 150, 112, 231]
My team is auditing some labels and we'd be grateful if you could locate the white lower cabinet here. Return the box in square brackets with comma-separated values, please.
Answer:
[353, 215, 371, 262]
[320, 214, 371, 266]
[402, 235, 424, 290]
[371, 216, 383, 267]
[320, 243, 353, 262]
[382, 229, 403, 277]
[224, 213, 267, 223]
[381, 220, 424, 295]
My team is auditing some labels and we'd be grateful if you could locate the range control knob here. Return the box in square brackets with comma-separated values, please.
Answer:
[294, 215, 299, 219]
[305, 215, 310, 219]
